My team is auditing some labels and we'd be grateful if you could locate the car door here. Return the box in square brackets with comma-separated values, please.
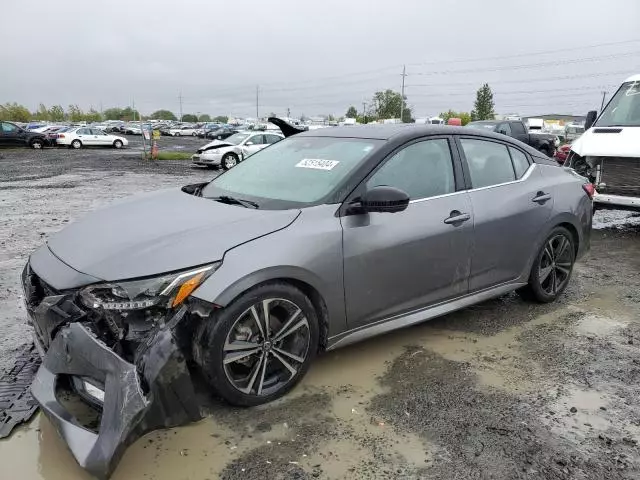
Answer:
[76, 127, 93, 145]
[457, 136, 554, 292]
[90, 129, 109, 146]
[509, 122, 529, 144]
[243, 134, 266, 157]
[265, 134, 283, 146]
[341, 137, 474, 329]
[0, 122, 23, 146]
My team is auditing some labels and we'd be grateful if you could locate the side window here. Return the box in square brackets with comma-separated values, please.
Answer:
[77, 128, 89, 135]
[266, 134, 281, 144]
[511, 122, 526, 135]
[1, 122, 18, 133]
[248, 134, 264, 145]
[509, 147, 530, 178]
[90, 129, 103, 135]
[366, 139, 455, 200]
[460, 139, 516, 188]
[497, 123, 512, 136]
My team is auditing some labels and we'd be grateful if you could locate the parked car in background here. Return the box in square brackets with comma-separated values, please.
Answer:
[192, 131, 283, 169]
[0, 121, 48, 148]
[55, 127, 128, 149]
[555, 144, 572, 164]
[564, 123, 585, 142]
[25, 123, 591, 478]
[124, 124, 142, 135]
[466, 120, 558, 157]
[568, 73, 640, 213]
[169, 125, 197, 136]
[204, 127, 238, 140]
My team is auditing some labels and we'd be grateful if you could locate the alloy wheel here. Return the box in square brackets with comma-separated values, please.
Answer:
[538, 234, 573, 295]
[223, 298, 310, 397]
[224, 155, 237, 169]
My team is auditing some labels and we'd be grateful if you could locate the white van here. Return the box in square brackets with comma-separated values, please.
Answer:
[568, 74, 640, 212]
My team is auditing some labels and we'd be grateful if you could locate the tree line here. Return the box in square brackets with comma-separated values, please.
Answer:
[0, 103, 228, 124]
[344, 83, 495, 125]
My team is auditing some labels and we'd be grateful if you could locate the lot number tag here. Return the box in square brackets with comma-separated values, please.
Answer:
[296, 159, 340, 170]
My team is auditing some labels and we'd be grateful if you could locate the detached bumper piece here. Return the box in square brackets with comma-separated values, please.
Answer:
[32, 320, 202, 479]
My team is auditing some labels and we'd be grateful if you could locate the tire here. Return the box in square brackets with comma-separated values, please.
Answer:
[30, 139, 44, 149]
[517, 226, 575, 303]
[194, 282, 319, 407]
[174, 132, 181, 137]
[70, 139, 82, 149]
[222, 153, 238, 170]
[192, 132, 197, 136]
[113, 140, 123, 149]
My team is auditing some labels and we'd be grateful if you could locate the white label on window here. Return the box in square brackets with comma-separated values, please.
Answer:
[295, 159, 340, 170]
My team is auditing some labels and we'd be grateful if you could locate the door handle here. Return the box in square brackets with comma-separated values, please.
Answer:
[444, 211, 471, 225]
[532, 192, 552, 204]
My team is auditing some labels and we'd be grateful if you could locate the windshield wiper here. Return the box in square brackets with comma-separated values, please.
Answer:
[211, 195, 259, 209]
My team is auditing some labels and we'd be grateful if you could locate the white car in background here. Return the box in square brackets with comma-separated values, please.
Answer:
[169, 126, 197, 136]
[56, 127, 129, 149]
[192, 131, 283, 169]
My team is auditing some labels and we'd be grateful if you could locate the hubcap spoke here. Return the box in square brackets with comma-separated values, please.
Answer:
[273, 346, 305, 364]
[250, 306, 266, 339]
[224, 348, 261, 365]
[273, 308, 301, 341]
[539, 265, 553, 283]
[271, 350, 298, 378]
[274, 317, 309, 342]
[239, 353, 266, 394]
[545, 242, 555, 262]
[262, 300, 272, 339]
[555, 237, 568, 259]
[556, 265, 571, 275]
[257, 354, 269, 395]
[550, 269, 557, 293]
[224, 340, 260, 351]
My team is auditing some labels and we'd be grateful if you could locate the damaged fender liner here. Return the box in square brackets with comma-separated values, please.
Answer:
[31, 320, 202, 479]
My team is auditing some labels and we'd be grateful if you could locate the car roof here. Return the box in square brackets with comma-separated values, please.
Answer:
[624, 74, 640, 83]
[295, 124, 503, 141]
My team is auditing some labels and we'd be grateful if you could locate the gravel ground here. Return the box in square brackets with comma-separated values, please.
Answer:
[1, 144, 640, 480]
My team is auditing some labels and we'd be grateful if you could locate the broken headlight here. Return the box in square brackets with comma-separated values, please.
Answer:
[79, 263, 220, 311]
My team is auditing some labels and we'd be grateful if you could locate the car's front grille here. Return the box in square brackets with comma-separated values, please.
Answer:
[599, 157, 640, 196]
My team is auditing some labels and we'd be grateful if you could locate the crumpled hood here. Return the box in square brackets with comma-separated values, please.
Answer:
[571, 126, 640, 157]
[46, 189, 300, 281]
[198, 140, 234, 152]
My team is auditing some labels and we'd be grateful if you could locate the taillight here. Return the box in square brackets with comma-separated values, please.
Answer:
[582, 183, 595, 199]
[58, 134, 65, 138]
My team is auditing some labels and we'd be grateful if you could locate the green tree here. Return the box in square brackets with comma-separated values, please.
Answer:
[67, 104, 85, 122]
[85, 108, 102, 122]
[439, 110, 472, 126]
[150, 109, 177, 121]
[181, 114, 198, 122]
[198, 113, 212, 122]
[49, 105, 65, 122]
[471, 83, 495, 121]
[120, 107, 140, 121]
[372, 90, 412, 122]
[213, 115, 229, 124]
[345, 106, 358, 118]
[103, 107, 124, 120]
[0, 102, 32, 122]
[34, 103, 50, 121]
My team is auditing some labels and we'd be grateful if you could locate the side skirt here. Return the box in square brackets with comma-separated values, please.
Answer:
[326, 282, 526, 351]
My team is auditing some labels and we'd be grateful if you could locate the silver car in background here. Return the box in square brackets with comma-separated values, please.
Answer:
[23, 123, 592, 478]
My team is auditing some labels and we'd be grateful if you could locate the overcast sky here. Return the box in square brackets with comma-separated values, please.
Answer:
[2, 0, 639, 119]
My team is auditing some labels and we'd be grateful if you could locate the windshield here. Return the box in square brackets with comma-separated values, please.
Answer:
[223, 132, 250, 145]
[467, 121, 497, 130]
[201, 136, 382, 207]
[596, 81, 640, 127]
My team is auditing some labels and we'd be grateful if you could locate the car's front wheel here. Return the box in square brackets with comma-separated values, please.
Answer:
[222, 153, 238, 170]
[113, 140, 123, 149]
[518, 226, 575, 303]
[174, 132, 181, 137]
[195, 282, 319, 406]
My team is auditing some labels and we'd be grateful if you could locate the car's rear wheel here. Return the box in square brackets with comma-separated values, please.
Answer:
[222, 153, 238, 170]
[30, 139, 44, 149]
[71, 139, 82, 149]
[195, 282, 319, 406]
[113, 140, 123, 149]
[518, 226, 575, 303]
[174, 132, 181, 137]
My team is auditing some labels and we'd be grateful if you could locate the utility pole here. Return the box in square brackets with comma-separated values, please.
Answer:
[400, 65, 407, 123]
[287, 107, 291, 120]
[362, 102, 367, 124]
[600, 90, 607, 111]
[132, 99, 136, 121]
[256, 85, 259, 121]
[100, 101, 103, 118]
[178, 92, 183, 122]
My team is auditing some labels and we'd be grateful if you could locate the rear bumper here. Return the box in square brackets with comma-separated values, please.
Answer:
[594, 193, 640, 212]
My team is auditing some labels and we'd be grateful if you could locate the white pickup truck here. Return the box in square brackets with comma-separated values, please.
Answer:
[568, 74, 640, 212]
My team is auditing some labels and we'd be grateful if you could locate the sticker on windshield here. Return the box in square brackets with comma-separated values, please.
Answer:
[296, 159, 340, 170]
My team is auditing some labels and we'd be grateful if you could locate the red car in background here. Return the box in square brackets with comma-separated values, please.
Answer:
[555, 144, 572, 164]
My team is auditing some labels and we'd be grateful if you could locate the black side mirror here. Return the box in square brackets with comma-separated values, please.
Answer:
[358, 186, 410, 213]
[585, 110, 597, 130]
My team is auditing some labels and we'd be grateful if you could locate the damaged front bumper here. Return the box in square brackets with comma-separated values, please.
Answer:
[24, 268, 203, 479]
